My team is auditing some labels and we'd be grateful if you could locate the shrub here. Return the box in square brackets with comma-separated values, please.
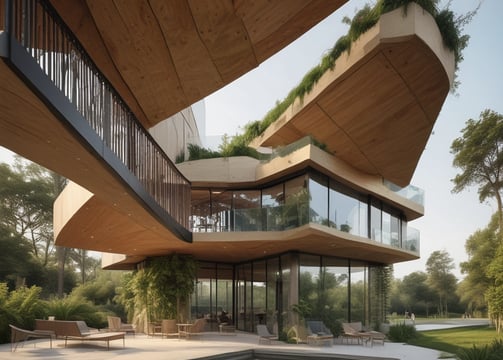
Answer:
[44, 295, 107, 328]
[0, 284, 46, 344]
[387, 322, 417, 342]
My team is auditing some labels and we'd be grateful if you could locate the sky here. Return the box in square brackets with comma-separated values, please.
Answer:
[1, 0, 501, 279]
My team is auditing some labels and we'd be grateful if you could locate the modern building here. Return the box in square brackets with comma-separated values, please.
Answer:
[0, 1, 454, 333]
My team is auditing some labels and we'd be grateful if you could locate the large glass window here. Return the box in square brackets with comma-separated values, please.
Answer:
[211, 190, 232, 232]
[322, 257, 349, 322]
[350, 261, 368, 323]
[233, 190, 261, 231]
[266, 258, 280, 331]
[329, 180, 367, 236]
[253, 261, 267, 328]
[371, 199, 382, 242]
[262, 184, 284, 231]
[309, 173, 328, 226]
[191, 189, 211, 232]
[284, 176, 308, 228]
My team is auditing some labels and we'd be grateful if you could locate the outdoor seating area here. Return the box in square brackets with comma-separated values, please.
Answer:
[34, 319, 125, 350]
[341, 322, 386, 347]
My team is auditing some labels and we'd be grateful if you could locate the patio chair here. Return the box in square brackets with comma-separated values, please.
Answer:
[347, 322, 386, 346]
[183, 318, 206, 339]
[256, 324, 278, 344]
[9, 324, 54, 352]
[161, 319, 179, 338]
[107, 316, 135, 336]
[305, 321, 334, 346]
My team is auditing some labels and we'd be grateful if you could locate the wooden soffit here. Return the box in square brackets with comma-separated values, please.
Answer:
[49, 0, 347, 128]
[250, 4, 455, 187]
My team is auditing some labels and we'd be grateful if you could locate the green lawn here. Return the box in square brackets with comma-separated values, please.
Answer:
[407, 325, 503, 355]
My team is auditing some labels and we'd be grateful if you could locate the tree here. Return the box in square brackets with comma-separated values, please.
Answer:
[426, 250, 457, 317]
[458, 214, 499, 316]
[451, 109, 503, 330]
[400, 271, 436, 317]
[451, 109, 503, 239]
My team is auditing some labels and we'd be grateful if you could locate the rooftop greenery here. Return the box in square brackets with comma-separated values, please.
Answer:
[179, 0, 475, 163]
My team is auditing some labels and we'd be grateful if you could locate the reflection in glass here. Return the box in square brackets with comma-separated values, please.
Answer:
[309, 173, 328, 225]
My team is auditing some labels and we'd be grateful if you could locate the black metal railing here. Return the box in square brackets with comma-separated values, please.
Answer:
[3, 0, 190, 230]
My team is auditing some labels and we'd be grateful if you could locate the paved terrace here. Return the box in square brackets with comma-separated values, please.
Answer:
[0, 319, 489, 360]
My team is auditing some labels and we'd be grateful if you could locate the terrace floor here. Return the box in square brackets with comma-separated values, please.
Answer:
[0, 319, 489, 360]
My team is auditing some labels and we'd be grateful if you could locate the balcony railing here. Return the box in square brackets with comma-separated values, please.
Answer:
[383, 179, 424, 207]
[2, 0, 190, 231]
[191, 203, 419, 254]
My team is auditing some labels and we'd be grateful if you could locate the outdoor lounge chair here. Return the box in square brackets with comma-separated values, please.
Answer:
[305, 321, 334, 346]
[9, 324, 54, 352]
[35, 319, 125, 350]
[256, 324, 278, 344]
[107, 316, 136, 335]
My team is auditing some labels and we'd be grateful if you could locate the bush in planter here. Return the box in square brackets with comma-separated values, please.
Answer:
[387, 322, 417, 342]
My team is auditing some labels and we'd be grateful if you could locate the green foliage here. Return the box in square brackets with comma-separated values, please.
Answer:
[44, 295, 107, 328]
[408, 325, 502, 355]
[451, 110, 503, 331]
[388, 322, 417, 342]
[0, 284, 46, 344]
[456, 340, 503, 360]
[426, 250, 457, 317]
[117, 255, 198, 325]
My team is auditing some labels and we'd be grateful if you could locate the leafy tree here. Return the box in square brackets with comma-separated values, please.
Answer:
[458, 214, 499, 316]
[451, 109, 503, 331]
[400, 271, 436, 317]
[426, 250, 457, 317]
[451, 109, 503, 238]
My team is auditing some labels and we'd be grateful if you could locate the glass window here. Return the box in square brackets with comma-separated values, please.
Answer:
[309, 173, 328, 226]
[253, 261, 267, 328]
[233, 190, 262, 231]
[350, 261, 367, 323]
[191, 189, 211, 232]
[329, 180, 365, 236]
[262, 184, 284, 231]
[322, 257, 349, 322]
[284, 176, 308, 229]
[211, 190, 232, 232]
[266, 258, 280, 331]
[370, 199, 382, 242]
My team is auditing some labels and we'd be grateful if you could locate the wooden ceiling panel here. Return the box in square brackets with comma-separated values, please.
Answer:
[383, 40, 450, 123]
[149, 0, 224, 102]
[251, 0, 348, 62]
[234, 0, 310, 45]
[49, 0, 346, 127]
[188, 0, 257, 83]
[86, 0, 186, 126]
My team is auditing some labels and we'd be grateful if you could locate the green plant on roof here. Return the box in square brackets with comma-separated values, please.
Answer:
[183, 0, 477, 162]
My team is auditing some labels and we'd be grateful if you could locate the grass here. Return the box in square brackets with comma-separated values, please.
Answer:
[408, 325, 503, 355]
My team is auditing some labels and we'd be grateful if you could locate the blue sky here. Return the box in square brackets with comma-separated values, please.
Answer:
[1, 0, 500, 279]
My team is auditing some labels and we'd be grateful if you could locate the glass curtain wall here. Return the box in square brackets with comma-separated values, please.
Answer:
[350, 261, 368, 323]
[329, 179, 367, 236]
[190, 171, 411, 251]
[194, 254, 385, 334]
